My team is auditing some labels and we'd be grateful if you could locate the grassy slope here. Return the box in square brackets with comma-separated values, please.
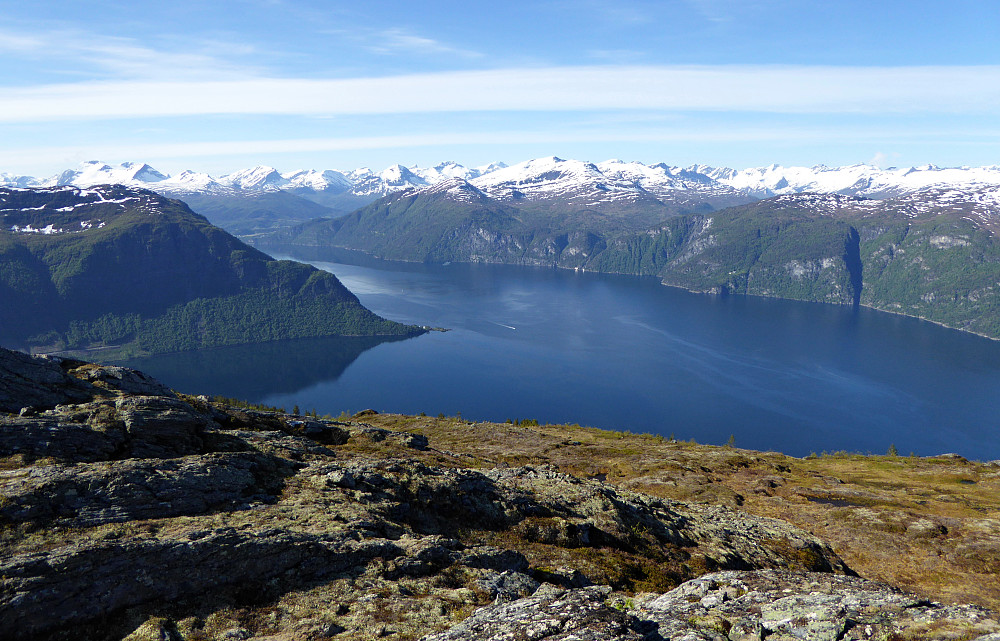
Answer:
[350, 412, 1000, 612]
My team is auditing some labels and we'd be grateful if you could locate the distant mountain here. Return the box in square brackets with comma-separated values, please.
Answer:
[0, 185, 422, 357]
[265, 177, 1000, 339]
[7, 158, 1000, 238]
[7, 159, 1000, 338]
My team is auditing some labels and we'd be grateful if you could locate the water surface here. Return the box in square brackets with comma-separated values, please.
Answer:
[124, 249, 1000, 459]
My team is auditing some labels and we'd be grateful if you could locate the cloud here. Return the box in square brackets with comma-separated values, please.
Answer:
[5, 125, 998, 171]
[868, 151, 905, 168]
[1, 65, 998, 123]
[869, 151, 889, 168]
[580, 0, 651, 25]
[0, 31, 46, 52]
[0, 27, 264, 81]
[679, 0, 734, 23]
[587, 49, 646, 63]
[367, 28, 483, 59]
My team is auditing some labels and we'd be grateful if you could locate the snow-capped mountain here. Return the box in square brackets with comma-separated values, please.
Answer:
[220, 166, 289, 191]
[702, 163, 1000, 199]
[411, 160, 507, 184]
[6, 158, 1000, 220]
[283, 169, 353, 193]
[468, 157, 750, 212]
[47, 161, 169, 189]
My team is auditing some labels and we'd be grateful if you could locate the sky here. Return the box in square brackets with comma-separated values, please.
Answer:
[1, 0, 999, 177]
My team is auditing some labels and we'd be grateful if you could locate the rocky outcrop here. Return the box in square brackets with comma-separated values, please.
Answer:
[0, 451, 296, 526]
[1, 346, 998, 640]
[423, 584, 647, 641]
[0, 352, 100, 413]
[427, 570, 1000, 641]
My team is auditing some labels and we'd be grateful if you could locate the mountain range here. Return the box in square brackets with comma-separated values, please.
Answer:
[260, 170, 1000, 340]
[5, 158, 1000, 235]
[6, 157, 1000, 341]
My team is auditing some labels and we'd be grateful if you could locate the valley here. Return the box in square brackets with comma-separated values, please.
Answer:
[9, 156, 997, 340]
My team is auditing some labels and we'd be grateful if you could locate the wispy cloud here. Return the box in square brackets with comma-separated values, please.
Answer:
[1, 65, 998, 122]
[0, 27, 264, 81]
[680, 0, 733, 23]
[0, 30, 46, 52]
[5, 125, 999, 171]
[551, 0, 651, 25]
[585, 0, 651, 24]
[587, 49, 646, 64]
[367, 28, 484, 59]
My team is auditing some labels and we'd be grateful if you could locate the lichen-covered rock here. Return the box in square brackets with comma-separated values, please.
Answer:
[0, 451, 296, 526]
[0, 403, 128, 462]
[3, 347, 999, 641]
[424, 571, 1000, 641]
[422, 584, 647, 641]
[115, 395, 209, 458]
[1, 452, 853, 639]
[1, 527, 402, 639]
[350, 422, 429, 449]
[70, 363, 174, 398]
[629, 570, 1000, 640]
[0, 350, 95, 413]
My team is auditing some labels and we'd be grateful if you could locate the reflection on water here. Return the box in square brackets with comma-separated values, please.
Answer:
[131, 244, 1000, 460]
[120, 334, 414, 400]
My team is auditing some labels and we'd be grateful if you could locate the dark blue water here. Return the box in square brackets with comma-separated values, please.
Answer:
[124, 250, 1000, 459]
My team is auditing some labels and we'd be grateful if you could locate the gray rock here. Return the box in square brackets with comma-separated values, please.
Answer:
[74, 363, 175, 397]
[474, 570, 541, 603]
[422, 584, 646, 641]
[0, 404, 127, 462]
[350, 423, 430, 450]
[421, 569, 1000, 641]
[0, 528, 402, 639]
[632, 570, 1000, 641]
[0, 451, 295, 526]
[0, 348, 95, 413]
[116, 395, 209, 458]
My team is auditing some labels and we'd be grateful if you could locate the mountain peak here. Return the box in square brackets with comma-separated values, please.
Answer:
[6, 158, 1000, 212]
[223, 166, 286, 190]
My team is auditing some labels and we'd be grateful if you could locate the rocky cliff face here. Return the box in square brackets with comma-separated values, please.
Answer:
[1, 346, 998, 640]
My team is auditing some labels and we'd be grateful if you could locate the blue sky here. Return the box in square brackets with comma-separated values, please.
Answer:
[1, 0, 998, 176]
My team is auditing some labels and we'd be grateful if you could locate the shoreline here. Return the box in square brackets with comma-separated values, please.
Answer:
[258, 240, 1000, 344]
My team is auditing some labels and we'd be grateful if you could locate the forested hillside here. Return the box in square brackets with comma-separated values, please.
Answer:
[0, 186, 422, 357]
[263, 185, 1000, 339]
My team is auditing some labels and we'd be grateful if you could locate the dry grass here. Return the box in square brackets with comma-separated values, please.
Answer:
[353, 413, 1000, 612]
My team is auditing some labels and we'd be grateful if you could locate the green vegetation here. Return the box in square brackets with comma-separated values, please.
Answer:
[357, 411, 1000, 611]
[41, 293, 413, 359]
[209, 396, 286, 413]
[264, 189, 1000, 339]
[0, 186, 422, 356]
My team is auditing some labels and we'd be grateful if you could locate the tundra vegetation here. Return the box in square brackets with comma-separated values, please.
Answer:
[2, 347, 999, 640]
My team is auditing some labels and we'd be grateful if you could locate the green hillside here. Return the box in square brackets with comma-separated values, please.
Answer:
[262, 186, 1000, 339]
[0, 185, 423, 357]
